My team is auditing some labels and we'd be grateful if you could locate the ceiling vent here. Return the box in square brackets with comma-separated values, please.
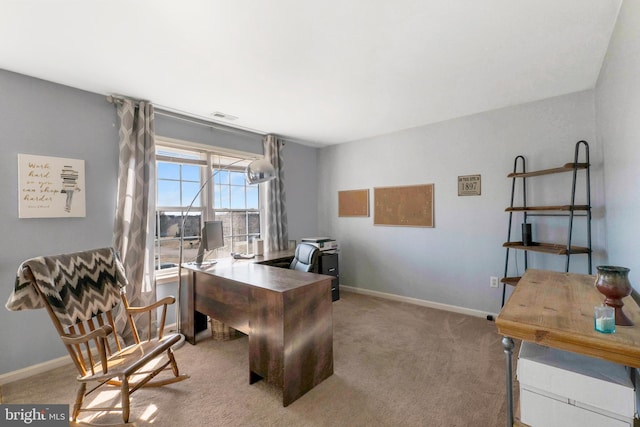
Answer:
[211, 111, 238, 121]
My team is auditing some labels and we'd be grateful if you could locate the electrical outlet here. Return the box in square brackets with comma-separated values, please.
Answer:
[490, 276, 499, 288]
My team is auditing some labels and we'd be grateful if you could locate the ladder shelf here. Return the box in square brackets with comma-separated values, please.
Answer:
[500, 140, 592, 307]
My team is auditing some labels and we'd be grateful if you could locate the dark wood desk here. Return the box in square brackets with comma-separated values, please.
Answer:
[179, 250, 334, 406]
[496, 269, 640, 427]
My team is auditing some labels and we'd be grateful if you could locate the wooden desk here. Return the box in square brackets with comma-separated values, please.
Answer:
[496, 269, 640, 427]
[179, 251, 334, 406]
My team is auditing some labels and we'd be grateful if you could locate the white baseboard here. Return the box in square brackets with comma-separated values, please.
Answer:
[0, 355, 72, 386]
[341, 285, 499, 319]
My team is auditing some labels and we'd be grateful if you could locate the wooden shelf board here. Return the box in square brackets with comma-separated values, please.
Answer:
[501, 276, 521, 286]
[503, 241, 590, 255]
[505, 205, 589, 212]
[507, 163, 588, 178]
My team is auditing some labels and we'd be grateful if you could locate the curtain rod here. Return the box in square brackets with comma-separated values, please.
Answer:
[104, 95, 316, 146]
[106, 94, 267, 139]
[106, 94, 150, 105]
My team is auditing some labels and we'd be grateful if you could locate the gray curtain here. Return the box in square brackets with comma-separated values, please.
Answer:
[113, 99, 157, 341]
[263, 134, 289, 251]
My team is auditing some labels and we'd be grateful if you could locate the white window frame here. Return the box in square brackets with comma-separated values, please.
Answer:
[154, 137, 264, 282]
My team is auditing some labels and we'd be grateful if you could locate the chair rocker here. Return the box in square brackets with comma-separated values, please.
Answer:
[9, 247, 189, 424]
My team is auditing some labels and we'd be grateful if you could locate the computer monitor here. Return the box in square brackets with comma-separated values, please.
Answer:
[195, 220, 224, 264]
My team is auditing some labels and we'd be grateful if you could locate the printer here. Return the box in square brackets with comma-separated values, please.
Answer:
[300, 237, 338, 252]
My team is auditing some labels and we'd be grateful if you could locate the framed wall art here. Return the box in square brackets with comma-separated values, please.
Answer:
[18, 153, 86, 218]
[458, 174, 481, 196]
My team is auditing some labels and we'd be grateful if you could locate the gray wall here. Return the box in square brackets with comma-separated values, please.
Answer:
[0, 70, 320, 375]
[596, 0, 640, 287]
[282, 141, 319, 243]
[0, 70, 119, 372]
[318, 90, 604, 314]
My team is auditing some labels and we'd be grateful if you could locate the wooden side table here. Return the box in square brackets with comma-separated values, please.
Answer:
[496, 269, 640, 427]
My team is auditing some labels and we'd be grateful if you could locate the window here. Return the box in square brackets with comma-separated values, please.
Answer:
[154, 142, 261, 271]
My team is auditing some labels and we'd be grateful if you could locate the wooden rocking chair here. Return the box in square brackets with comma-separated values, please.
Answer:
[7, 247, 189, 424]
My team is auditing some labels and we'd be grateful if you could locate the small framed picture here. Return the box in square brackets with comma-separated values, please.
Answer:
[458, 174, 481, 196]
[18, 153, 86, 218]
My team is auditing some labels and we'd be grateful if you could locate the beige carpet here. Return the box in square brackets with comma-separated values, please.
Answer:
[1, 291, 517, 426]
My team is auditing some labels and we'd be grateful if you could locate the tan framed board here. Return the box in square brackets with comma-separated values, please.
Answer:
[374, 184, 434, 227]
[338, 189, 370, 217]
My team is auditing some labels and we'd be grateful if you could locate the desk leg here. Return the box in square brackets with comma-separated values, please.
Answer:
[180, 270, 196, 345]
[249, 370, 263, 385]
[502, 337, 515, 427]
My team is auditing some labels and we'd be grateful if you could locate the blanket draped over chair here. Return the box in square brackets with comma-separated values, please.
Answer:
[6, 247, 127, 326]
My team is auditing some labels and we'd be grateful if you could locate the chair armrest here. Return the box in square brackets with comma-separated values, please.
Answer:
[60, 325, 113, 346]
[125, 296, 176, 314]
[124, 296, 176, 341]
[61, 325, 113, 374]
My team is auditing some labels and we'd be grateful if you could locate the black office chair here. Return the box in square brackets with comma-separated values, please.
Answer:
[289, 243, 319, 272]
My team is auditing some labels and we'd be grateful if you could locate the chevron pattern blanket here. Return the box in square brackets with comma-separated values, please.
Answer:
[6, 247, 129, 327]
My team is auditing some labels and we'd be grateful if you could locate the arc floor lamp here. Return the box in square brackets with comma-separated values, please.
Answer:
[174, 157, 276, 345]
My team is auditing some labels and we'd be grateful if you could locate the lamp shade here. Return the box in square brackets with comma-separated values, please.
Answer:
[246, 158, 276, 184]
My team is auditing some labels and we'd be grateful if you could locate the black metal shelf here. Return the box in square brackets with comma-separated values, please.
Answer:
[501, 140, 592, 307]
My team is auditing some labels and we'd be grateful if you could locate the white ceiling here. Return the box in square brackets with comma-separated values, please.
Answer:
[0, 1, 621, 146]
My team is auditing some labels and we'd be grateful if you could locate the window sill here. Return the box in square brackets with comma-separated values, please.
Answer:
[155, 269, 178, 285]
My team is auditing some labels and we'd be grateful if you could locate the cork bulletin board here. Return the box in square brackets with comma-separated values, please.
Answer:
[338, 189, 369, 217]
[374, 184, 434, 227]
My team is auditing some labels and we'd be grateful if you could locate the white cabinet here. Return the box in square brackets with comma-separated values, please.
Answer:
[517, 341, 637, 427]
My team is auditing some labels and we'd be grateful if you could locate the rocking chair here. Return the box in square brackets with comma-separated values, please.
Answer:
[6, 247, 189, 424]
